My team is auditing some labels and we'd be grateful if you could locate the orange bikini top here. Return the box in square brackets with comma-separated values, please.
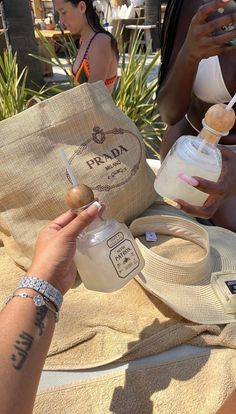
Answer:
[71, 32, 117, 86]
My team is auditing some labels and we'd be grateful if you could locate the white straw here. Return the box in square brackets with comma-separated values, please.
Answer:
[226, 92, 236, 111]
[59, 148, 78, 187]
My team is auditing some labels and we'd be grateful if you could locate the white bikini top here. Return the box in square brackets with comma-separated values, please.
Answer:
[193, 55, 232, 104]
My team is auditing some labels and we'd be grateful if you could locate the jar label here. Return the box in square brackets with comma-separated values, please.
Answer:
[107, 232, 124, 248]
[109, 239, 141, 279]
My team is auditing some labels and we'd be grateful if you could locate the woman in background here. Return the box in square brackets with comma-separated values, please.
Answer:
[54, 0, 119, 92]
[157, 0, 236, 231]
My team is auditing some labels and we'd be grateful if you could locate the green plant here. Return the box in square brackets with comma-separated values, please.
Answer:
[0, 48, 62, 120]
[30, 28, 76, 89]
[113, 31, 165, 159]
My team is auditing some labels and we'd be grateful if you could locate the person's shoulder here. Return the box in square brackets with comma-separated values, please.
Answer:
[93, 32, 112, 46]
[90, 32, 113, 55]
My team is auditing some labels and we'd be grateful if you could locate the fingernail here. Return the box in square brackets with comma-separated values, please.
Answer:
[163, 197, 181, 209]
[178, 173, 199, 187]
[221, 0, 230, 3]
[86, 201, 102, 216]
[92, 201, 102, 211]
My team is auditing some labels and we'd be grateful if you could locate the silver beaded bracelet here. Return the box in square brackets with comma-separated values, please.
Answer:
[5, 292, 59, 322]
[16, 276, 63, 311]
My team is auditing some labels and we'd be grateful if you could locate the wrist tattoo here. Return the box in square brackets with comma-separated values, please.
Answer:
[35, 306, 48, 336]
[11, 331, 34, 370]
[11, 306, 48, 370]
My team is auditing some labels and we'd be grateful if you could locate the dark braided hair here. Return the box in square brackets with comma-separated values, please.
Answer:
[158, 0, 184, 87]
[65, 0, 119, 60]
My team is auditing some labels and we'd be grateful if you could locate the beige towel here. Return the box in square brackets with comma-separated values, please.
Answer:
[34, 348, 236, 414]
[0, 242, 25, 299]
[45, 283, 236, 369]
[45, 280, 225, 370]
[1, 239, 236, 370]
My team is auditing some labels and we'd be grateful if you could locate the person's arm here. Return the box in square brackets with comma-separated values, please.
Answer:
[217, 389, 236, 413]
[157, 0, 201, 125]
[0, 203, 100, 414]
[87, 34, 115, 83]
[157, 0, 236, 125]
[0, 292, 55, 414]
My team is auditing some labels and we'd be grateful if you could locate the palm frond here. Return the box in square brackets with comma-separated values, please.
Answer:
[113, 31, 165, 158]
[0, 48, 64, 120]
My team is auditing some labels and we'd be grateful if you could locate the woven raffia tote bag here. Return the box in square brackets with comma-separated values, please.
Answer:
[0, 81, 156, 266]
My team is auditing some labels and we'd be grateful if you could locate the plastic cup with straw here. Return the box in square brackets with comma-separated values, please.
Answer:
[226, 92, 236, 111]
[60, 148, 78, 187]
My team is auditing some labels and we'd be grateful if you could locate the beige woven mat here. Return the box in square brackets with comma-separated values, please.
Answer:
[34, 348, 236, 414]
